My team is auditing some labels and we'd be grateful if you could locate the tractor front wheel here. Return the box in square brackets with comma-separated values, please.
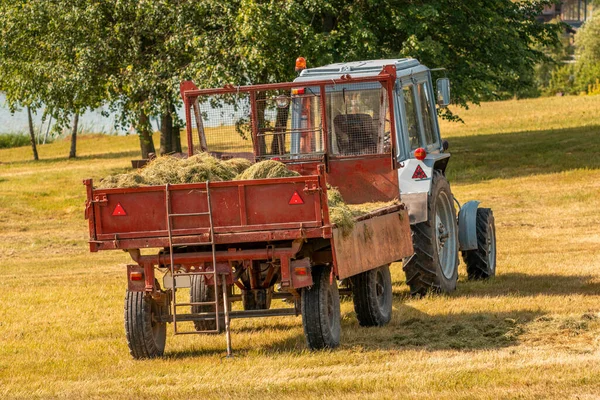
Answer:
[403, 170, 459, 296]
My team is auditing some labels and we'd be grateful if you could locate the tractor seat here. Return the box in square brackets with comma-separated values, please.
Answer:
[333, 113, 378, 155]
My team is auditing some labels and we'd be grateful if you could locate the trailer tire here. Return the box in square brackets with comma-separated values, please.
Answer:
[124, 291, 166, 359]
[351, 264, 393, 327]
[190, 275, 225, 333]
[462, 208, 496, 280]
[403, 170, 459, 296]
[301, 265, 341, 350]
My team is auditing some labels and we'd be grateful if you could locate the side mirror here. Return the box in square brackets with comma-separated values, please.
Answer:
[436, 78, 451, 107]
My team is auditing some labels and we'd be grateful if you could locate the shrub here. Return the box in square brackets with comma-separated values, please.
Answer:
[0, 132, 31, 149]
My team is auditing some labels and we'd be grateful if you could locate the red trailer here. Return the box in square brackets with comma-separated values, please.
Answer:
[85, 69, 414, 358]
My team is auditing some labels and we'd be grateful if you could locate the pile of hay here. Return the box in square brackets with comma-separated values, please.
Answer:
[236, 160, 300, 180]
[328, 188, 400, 237]
[96, 154, 297, 189]
[326, 187, 355, 237]
[96, 153, 396, 239]
[96, 153, 243, 189]
[347, 200, 400, 218]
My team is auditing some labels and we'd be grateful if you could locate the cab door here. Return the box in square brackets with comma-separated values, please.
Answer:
[394, 72, 443, 223]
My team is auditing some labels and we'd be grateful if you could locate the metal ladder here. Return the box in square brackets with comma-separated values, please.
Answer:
[165, 181, 233, 356]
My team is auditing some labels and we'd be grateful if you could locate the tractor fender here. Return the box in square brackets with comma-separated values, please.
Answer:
[458, 200, 480, 251]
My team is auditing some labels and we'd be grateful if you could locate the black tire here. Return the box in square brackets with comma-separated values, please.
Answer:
[462, 208, 496, 280]
[190, 275, 225, 332]
[242, 288, 272, 310]
[351, 264, 393, 327]
[301, 265, 341, 349]
[124, 291, 166, 359]
[403, 170, 459, 296]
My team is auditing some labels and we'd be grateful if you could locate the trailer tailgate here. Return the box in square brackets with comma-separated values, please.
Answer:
[85, 175, 327, 250]
[333, 205, 413, 280]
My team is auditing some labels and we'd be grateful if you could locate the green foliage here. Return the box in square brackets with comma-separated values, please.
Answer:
[546, 16, 600, 96]
[574, 16, 600, 93]
[0, 132, 30, 149]
[0, 0, 558, 142]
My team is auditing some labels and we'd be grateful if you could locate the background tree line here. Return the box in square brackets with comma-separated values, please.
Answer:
[0, 0, 559, 160]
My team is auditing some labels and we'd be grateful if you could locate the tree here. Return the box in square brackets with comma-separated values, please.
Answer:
[574, 13, 600, 93]
[100, 1, 222, 158]
[192, 0, 558, 114]
[0, 1, 109, 159]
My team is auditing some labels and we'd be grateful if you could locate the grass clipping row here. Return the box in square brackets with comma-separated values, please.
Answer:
[97, 154, 395, 235]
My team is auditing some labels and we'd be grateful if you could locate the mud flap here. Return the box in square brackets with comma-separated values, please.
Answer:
[458, 200, 480, 251]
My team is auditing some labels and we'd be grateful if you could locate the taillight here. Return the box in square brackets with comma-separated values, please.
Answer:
[414, 147, 427, 161]
[130, 271, 143, 281]
[294, 266, 308, 276]
[291, 88, 305, 95]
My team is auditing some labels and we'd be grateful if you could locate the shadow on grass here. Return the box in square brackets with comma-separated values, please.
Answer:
[455, 273, 600, 298]
[343, 306, 542, 352]
[162, 304, 541, 359]
[445, 125, 600, 184]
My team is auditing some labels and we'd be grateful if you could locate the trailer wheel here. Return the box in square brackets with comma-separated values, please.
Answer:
[190, 275, 225, 333]
[301, 265, 341, 349]
[124, 291, 166, 359]
[403, 170, 459, 296]
[462, 208, 496, 280]
[351, 264, 392, 327]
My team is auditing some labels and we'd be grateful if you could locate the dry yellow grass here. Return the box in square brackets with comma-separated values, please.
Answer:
[1, 95, 600, 399]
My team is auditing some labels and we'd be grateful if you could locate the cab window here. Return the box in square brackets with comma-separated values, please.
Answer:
[417, 82, 437, 146]
[403, 86, 420, 150]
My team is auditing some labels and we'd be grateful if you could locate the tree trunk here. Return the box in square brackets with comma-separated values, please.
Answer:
[271, 107, 289, 155]
[172, 126, 182, 153]
[138, 112, 156, 159]
[256, 91, 267, 156]
[69, 113, 79, 159]
[27, 106, 39, 161]
[159, 112, 173, 155]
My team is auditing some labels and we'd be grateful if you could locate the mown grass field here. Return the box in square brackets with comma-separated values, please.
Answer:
[1, 95, 600, 399]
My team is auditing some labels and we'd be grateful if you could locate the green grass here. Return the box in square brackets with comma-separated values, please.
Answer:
[2, 95, 600, 399]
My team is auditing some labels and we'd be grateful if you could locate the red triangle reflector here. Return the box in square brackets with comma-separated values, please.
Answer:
[289, 191, 304, 205]
[412, 165, 428, 180]
[112, 203, 127, 216]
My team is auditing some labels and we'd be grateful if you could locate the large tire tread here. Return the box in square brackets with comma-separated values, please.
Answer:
[352, 265, 393, 327]
[124, 291, 166, 359]
[463, 208, 496, 280]
[191, 275, 225, 333]
[403, 170, 458, 296]
[301, 266, 341, 350]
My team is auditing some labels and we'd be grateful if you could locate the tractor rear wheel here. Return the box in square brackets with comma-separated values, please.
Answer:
[301, 265, 341, 349]
[351, 264, 393, 327]
[403, 170, 459, 296]
[463, 208, 496, 280]
[124, 291, 166, 359]
[190, 275, 225, 333]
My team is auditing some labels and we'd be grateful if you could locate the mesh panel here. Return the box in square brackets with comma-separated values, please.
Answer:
[255, 89, 323, 159]
[189, 94, 254, 159]
[325, 82, 391, 156]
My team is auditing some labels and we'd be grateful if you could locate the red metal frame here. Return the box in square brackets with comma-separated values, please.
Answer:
[181, 70, 397, 159]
